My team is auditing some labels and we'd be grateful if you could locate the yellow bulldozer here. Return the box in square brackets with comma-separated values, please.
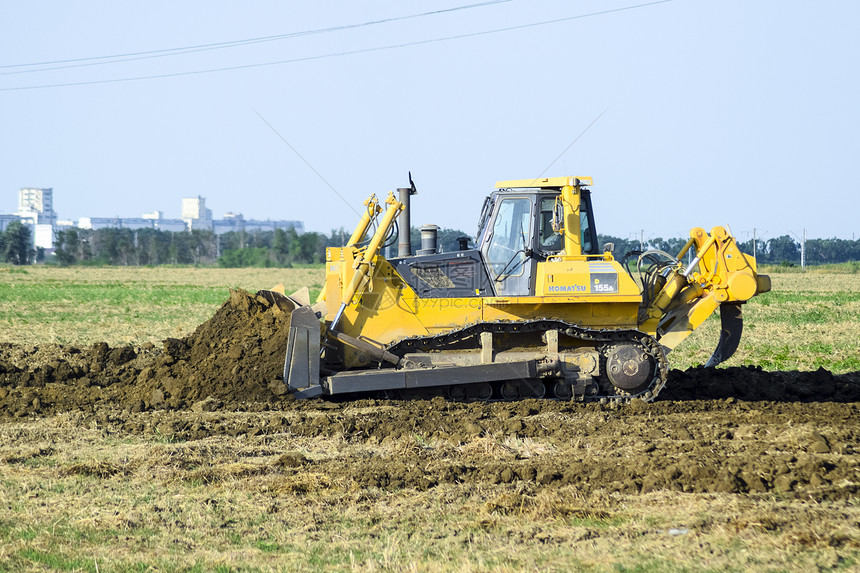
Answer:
[266, 175, 770, 402]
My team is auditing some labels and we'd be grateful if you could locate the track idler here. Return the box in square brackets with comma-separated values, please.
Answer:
[604, 343, 657, 394]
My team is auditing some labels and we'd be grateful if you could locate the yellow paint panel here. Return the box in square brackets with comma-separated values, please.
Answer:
[535, 260, 641, 298]
[482, 301, 639, 328]
[495, 176, 575, 189]
[494, 176, 593, 189]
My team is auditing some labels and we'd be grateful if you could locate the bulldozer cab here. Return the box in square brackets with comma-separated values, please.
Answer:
[479, 177, 599, 296]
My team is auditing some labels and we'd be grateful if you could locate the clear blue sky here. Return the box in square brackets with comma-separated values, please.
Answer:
[2, 0, 858, 243]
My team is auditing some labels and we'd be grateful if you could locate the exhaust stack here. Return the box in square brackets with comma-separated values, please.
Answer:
[397, 172, 418, 257]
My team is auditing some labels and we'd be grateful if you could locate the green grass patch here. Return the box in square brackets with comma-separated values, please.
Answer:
[253, 539, 282, 553]
[15, 548, 96, 572]
[611, 559, 700, 573]
[568, 514, 629, 528]
[0, 266, 324, 346]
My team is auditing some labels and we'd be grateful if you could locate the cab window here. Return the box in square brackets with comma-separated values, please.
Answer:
[580, 205, 593, 253]
[538, 198, 562, 253]
[537, 193, 597, 256]
[486, 197, 531, 278]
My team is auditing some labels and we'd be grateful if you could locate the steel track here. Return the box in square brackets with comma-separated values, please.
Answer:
[386, 319, 669, 403]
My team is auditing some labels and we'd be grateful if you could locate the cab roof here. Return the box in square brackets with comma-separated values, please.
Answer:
[494, 176, 592, 189]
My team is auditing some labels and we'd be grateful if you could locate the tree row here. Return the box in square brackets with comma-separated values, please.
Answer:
[1, 223, 857, 267]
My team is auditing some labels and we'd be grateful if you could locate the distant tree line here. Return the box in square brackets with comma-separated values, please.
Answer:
[47, 226, 473, 267]
[218, 226, 472, 266]
[0, 224, 850, 267]
[51, 227, 326, 267]
[597, 234, 860, 266]
[54, 227, 220, 266]
[218, 227, 329, 267]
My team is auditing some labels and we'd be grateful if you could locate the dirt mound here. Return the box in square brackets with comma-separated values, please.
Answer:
[135, 288, 294, 408]
[0, 289, 293, 416]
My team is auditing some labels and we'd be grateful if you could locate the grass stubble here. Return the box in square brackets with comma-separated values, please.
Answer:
[0, 264, 858, 571]
[1, 413, 857, 573]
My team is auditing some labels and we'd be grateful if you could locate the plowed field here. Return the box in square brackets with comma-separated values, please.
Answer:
[1, 283, 859, 571]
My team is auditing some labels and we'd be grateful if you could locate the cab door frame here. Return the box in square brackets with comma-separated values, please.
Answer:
[478, 192, 537, 296]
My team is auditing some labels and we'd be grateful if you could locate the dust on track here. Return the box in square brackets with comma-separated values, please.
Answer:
[1, 289, 859, 501]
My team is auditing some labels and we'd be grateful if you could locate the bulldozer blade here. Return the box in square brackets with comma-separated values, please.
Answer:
[257, 287, 327, 319]
[705, 302, 743, 368]
[284, 305, 323, 398]
[257, 286, 311, 311]
[256, 289, 300, 313]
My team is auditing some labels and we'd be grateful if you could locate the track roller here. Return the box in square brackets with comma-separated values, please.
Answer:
[448, 382, 493, 402]
[498, 379, 546, 400]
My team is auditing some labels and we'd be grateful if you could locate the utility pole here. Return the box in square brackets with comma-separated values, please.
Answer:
[640, 229, 644, 251]
[752, 228, 756, 259]
[801, 228, 806, 269]
[790, 229, 806, 269]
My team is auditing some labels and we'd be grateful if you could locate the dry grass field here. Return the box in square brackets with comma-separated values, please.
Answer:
[0, 264, 858, 572]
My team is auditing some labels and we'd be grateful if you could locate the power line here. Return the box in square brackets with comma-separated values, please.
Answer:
[536, 107, 609, 179]
[0, 0, 673, 92]
[254, 110, 360, 217]
[0, 0, 512, 76]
